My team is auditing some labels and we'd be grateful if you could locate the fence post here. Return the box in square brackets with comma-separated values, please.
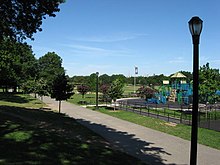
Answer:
[215, 107, 217, 120]
[208, 113, 210, 129]
[180, 111, 182, 123]
[148, 105, 150, 116]
[189, 114, 191, 125]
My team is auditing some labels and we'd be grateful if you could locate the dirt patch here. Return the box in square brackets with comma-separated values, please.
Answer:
[164, 122, 177, 127]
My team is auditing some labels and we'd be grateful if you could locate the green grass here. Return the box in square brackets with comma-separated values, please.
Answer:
[0, 93, 45, 109]
[68, 93, 97, 105]
[94, 107, 220, 150]
[0, 93, 144, 164]
[123, 85, 141, 95]
[69, 84, 142, 105]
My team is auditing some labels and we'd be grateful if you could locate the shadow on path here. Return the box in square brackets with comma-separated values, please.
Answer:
[76, 119, 175, 165]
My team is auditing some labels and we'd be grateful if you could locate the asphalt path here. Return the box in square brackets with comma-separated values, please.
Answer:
[41, 96, 220, 165]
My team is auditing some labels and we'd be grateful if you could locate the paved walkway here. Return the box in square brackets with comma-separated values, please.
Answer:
[41, 96, 220, 165]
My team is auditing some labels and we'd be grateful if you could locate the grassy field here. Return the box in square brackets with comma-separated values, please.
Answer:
[92, 107, 220, 150]
[0, 93, 144, 164]
[68, 85, 142, 105]
[123, 85, 141, 95]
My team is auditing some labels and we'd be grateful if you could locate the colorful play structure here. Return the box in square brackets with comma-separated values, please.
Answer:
[148, 72, 193, 105]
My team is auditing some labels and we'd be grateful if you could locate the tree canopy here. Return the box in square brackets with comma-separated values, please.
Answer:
[0, 0, 65, 41]
[199, 63, 220, 103]
[51, 73, 74, 113]
[0, 39, 37, 91]
[107, 79, 124, 102]
[38, 52, 65, 93]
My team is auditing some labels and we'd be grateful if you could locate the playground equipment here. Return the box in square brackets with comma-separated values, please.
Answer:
[148, 72, 193, 105]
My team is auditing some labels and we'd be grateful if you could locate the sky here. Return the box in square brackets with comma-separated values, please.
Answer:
[27, 0, 220, 77]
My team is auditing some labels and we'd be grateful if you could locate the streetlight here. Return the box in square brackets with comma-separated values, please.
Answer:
[134, 66, 138, 93]
[96, 72, 99, 110]
[188, 16, 203, 165]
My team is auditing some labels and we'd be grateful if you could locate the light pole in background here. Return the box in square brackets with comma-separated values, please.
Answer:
[134, 66, 138, 93]
[188, 16, 203, 165]
[96, 72, 99, 110]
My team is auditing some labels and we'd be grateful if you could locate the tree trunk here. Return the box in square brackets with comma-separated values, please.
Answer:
[13, 86, 17, 93]
[58, 100, 61, 113]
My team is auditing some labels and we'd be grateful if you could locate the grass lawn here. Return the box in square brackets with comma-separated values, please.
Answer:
[0, 93, 144, 164]
[123, 85, 140, 95]
[93, 107, 220, 150]
[69, 85, 142, 105]
[68, 93, 100, 105]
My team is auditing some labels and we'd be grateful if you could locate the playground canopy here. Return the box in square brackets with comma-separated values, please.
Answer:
[171, 72, 186, 79]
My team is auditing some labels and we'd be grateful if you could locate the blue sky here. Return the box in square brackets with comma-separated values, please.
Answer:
[28, 0, 220, 77]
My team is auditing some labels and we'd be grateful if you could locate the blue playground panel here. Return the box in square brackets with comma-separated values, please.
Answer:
[148, 83, 193, 105]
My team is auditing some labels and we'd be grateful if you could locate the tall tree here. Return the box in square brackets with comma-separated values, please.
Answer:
[0, 39, 37, 92]
[51, 74, 74, 113]
[108, 79, 124, 102]
[99, 74, 111, 85]
[199, 63, 220, 103]
[38, 52, 65, 93]
[0, 0, 65, 41]
[87, 73, 97, 92]
[107, 79, 124, 110]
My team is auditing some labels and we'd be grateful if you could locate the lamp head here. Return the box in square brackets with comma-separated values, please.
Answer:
[188, 16, 203, 36]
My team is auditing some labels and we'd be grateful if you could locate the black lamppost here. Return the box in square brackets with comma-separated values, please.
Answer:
[188, 16, 203, 165]
[96, 72, 99, 110]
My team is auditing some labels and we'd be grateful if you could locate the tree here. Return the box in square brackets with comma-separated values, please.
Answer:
[86, 73, 97, 92]
[108, 79, 124, 102]
[110, 74, 126, 84]
[100, 84, 110, 103]
[77, 85, 90, 98]
[136, 86, 157, 100]
[99, 74, 111, 85]
[0, 39, 37, 92]
[0, 0, 65, 41]
[180, 71, 193, 83]
[199, 63, 220, 104]
[35, 78, 49, 99]
[21, 80, 37, 95]
[51, 74, 74, 113]
[38, 52, 65, 93]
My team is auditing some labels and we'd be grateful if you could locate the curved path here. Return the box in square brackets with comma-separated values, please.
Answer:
[41, 96, 220, 165]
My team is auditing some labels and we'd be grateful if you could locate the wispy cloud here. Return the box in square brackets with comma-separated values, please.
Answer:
[168, 57, 186, 64]
[62, 44, 132, 57]
[69, 33, 148, 43]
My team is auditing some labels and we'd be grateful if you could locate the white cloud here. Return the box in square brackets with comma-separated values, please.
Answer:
[69, 33, 148, 43]
[62, 44, 132, 57]
[168, 57, 186, 64]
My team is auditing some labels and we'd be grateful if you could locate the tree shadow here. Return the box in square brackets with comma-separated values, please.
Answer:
[76, 119, 175, 165]
[0, 93, 31, 103]
[0, 105, 146, 165]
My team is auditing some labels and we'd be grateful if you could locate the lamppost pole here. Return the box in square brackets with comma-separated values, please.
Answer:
[188, 16, 203, 165]
[96, 72, 99, 110]
[134, 66, 138, 93]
